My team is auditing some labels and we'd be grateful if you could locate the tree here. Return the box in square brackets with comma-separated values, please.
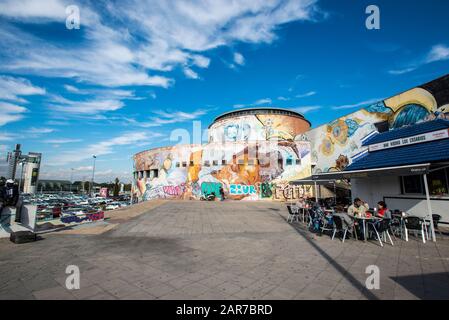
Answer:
[113, 177, 120, 197]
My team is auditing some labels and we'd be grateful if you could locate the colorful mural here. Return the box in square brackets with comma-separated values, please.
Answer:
[307, 75, 449, 174]
[133, 75, 449, 200]
[133, 140, 313, 202]
[208, 113, 310, 143]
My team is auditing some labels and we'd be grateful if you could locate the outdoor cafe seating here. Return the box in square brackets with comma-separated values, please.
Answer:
[286, 201, 445, 247]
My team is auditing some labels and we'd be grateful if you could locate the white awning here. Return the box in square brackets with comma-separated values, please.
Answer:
[310, 163, 431, 180]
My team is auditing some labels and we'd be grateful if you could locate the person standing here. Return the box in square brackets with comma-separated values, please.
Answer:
[219, 186, 225, 201]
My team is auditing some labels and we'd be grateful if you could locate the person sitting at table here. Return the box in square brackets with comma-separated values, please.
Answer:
[347, 198, 369, 217]
[347, 198, 369, 239]
[375, 201, 392, 219]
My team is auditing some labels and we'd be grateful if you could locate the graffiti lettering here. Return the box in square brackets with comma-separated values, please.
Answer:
[230, 184, 256, 195]
[201, 182, 221, 197]
[163, 184, 186, 196]
[259, 182, 274, 198]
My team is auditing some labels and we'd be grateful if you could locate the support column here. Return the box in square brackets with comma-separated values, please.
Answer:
[423, 173, 436, 242]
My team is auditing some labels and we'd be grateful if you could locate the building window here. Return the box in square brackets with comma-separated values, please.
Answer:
[247, 159, 254, 165]
[286, 158, 293, 166]
[238, 159, 244, 165]
[222, 160, 227, 165]
[204, 161, 210, 167]
[428, 168, 449, 195]
[153, 169, 159, 178]
[400, 169, 449, 195]
[182, 162, 187, 167]
[296, 159, 301, 165]
[190, 160, 194, 166]
[213, 160, 218, 166]
[401, 175, 423, 194]
[176, 162, 180, 168]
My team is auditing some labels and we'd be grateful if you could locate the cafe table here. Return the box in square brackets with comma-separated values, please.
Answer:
[352, 215, 381, 242]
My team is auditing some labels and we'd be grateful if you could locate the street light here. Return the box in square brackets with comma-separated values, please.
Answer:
[90, 155, 97, 197]
[70, 168, 74, 193]
[17, 159, 26, 194]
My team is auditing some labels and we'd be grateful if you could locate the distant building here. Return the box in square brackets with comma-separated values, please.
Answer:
[22, 152, 42, 194]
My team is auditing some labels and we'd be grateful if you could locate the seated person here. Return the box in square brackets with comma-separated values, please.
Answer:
[375, 201, 392, 219]
[347, 198, 369, 217]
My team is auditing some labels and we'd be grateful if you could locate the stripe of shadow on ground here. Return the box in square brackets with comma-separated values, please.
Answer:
[275, 212, 379, 300]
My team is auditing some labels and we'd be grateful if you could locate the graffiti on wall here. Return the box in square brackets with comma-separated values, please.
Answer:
[133, 139, 313, 202]
[307, 76, 449, 174]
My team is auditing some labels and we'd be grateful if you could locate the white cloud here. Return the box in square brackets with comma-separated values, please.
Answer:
[0, 0, 320, 88]
[0, 101, 28, 126]
[183, 67, 200, 79]
[426, 44, 449, 63]
[0, 75, 45, 102]
[277, 96, 290, 101]
[0, 0, 67, 20]
[233, 52, 245, 66]
[388, 67, 416, 75]
[27, 127, 55, 134]
[332, 98, 382, 110]
[293, 105, 321, 113]
[295, 91, 316, 98]
[0, 132, 17, 142]
[389, 44, 449, 75]
[47, 131, 160, 165]
[44, 138, 82, 144]
[49, 96, 125, 115]
[254, 98, 272, 105]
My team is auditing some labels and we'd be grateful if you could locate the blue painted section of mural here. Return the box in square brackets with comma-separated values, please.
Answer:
[392, 104, 430, 129]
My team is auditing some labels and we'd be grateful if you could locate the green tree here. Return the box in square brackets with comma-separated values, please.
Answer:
[113, 177, 120, 197]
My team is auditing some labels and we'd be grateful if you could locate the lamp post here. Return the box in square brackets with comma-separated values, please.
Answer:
[70, 168, 74, 193]
[90, 155, 97, 197]
[18, 159, 26, 194]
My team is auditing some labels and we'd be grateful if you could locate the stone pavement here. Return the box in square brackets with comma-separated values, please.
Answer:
[1, 200, 449, 300]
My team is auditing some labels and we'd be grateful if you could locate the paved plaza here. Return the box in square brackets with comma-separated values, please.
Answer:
[1, 200, 449, 300]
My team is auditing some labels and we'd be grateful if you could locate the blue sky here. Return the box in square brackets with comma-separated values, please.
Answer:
[0, 0, 449, 182]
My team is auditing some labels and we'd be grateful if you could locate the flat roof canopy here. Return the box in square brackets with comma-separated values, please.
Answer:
[309, 163, 431, 180]
[290, 179, 337, 186]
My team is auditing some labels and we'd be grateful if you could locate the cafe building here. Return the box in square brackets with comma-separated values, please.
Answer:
[313, 118, 449, 241]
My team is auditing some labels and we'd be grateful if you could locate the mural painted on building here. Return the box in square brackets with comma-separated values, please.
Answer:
[307, 75, 449, 174]
[208, 113, 310, 143]
[133, 141, 312, 202]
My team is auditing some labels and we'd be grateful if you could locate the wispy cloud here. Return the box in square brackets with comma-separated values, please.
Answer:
[332, 98, 382, 110]
[27, 127, 55, 134]
[233, 52, 245, 66]
[47, 131, 161, 165]
[124, 108, 211, 128]
[295, 91, 316, 98]
[293, 105, 322, 114]
[254, 98, 272, 105]
[0, 101, 28, 126]
[0, 0, 320, 88]
[0, 75, 45, 103]
[48, 95, 125, 115]
[389, 44, 449, 75]
[183, 67, 200, 79]
[425, 44, 449, 63]
[44, 138, 82, 144]
[388, 67, 417, 75]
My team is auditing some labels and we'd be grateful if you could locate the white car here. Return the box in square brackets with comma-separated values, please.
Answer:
[105, 202, 121, 210]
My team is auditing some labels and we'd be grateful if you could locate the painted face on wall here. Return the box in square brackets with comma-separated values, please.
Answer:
[225, 124, 239, 142]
